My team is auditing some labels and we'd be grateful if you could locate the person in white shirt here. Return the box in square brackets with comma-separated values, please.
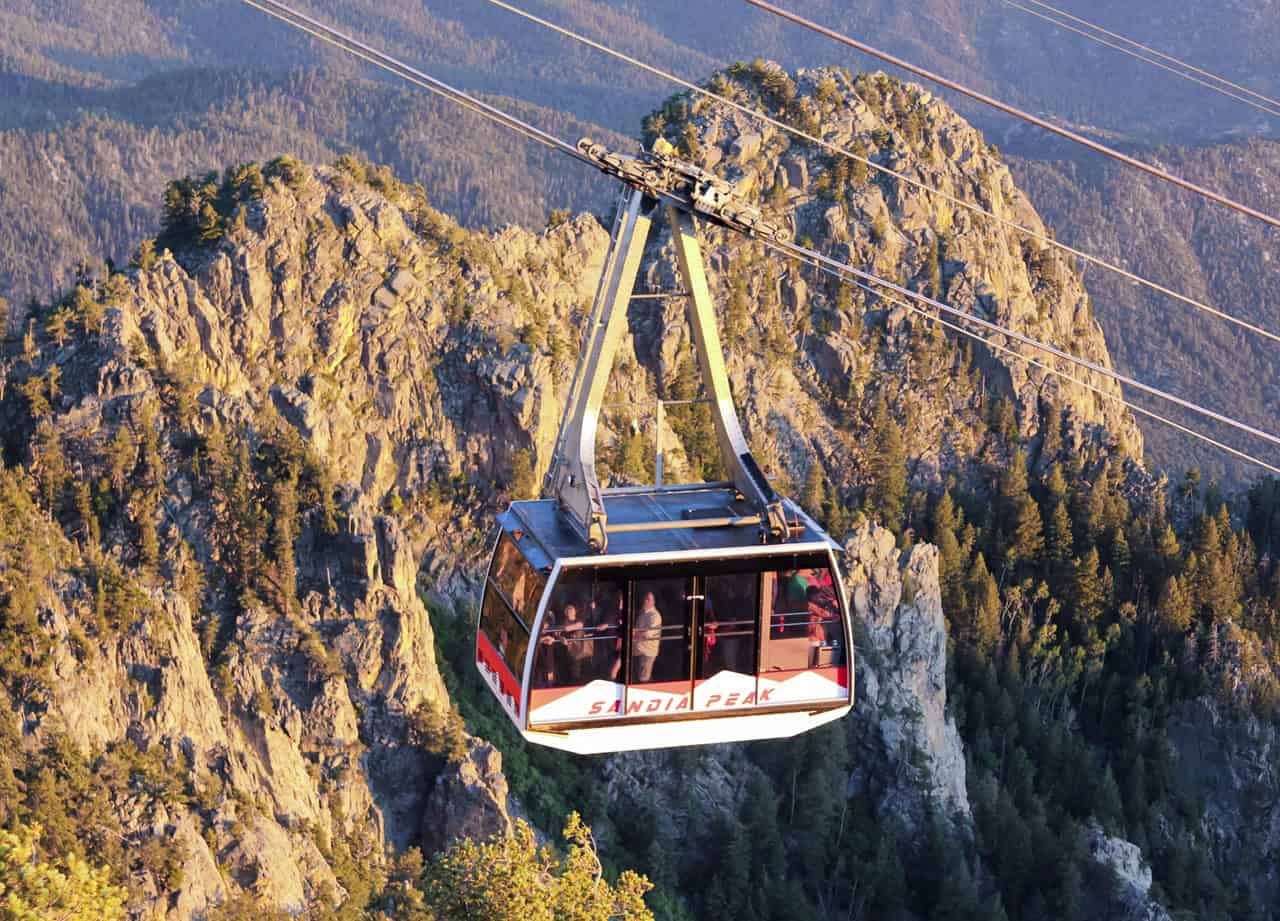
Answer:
[632, 591, 662, 682]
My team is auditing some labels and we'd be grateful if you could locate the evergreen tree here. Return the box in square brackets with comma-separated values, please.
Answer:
[1069, 549, 1106, 633]
[998, 450, 1044, 572]
[867, 394, 907, 533]
[967, 552, 1001, 655]
[0, 821, 127, 920]
[270, 473, 299, 613]
[933, 490, 966, 611]
[130, 238, 158, 271]
[422, 814, 653, 921]
[1157, 575, 1194, 634]
[45, 306, 74, 348]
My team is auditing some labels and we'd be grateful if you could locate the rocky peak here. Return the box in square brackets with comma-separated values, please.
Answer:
[636, 63, 1145, 494]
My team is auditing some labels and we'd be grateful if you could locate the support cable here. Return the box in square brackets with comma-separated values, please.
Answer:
[849, 276, 1280, 476]
[239, 0, 592, 166]
[740, 0, 1280, 232]
[483, 0, 1280, 345]
[760, 237, 1280, 452]
[1005, 0, 1280, 117]
[235, 0, 1280, 475]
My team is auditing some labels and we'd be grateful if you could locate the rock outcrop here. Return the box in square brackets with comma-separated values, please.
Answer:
[1167, 698, 1280, 909]
[1087, 826, 1171, 921]
[845, 523, 969, 823]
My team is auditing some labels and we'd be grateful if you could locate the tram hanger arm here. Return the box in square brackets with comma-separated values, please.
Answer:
[542, 144, 795, 551]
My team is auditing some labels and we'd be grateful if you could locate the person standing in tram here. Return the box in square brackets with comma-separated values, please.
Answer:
[560, 603, 591, 684]
[633, 591, 663, 682]
[536, 610, 560, 688]
[805, 586, 828, 667]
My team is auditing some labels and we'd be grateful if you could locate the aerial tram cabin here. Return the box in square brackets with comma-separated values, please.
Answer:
[476, 141, 853, 754]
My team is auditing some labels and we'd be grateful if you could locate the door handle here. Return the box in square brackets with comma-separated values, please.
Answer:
[686, 594, 705, 601]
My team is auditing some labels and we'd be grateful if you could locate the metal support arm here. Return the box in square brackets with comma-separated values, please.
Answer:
[543, 186, 789, 552]
[666, 205, 789, 540]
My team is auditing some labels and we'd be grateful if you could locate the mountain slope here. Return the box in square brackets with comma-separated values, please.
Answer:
[5, 66, 1280, 921]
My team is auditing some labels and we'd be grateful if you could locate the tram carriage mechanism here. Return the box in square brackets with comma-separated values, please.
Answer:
[476, 140, 853, 754]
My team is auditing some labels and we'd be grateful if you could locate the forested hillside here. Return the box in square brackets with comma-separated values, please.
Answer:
[4, 63, 1280, 920]
[1009, 142, 1280, 488]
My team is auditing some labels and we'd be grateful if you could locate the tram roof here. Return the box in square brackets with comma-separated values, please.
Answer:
[498, 484, 838, 572]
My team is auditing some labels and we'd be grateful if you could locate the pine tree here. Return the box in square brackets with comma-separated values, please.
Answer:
[867, 394, 907, 533]
[803, 460, 825, 517]
[1158, 575, 1194, 634]
[107, 425, 136, 496]
[1069, 548, 1106, 632]
[1155, 523, 1182, 579]
[1075, 475, 1108, 550]
[270, 473, 299, 613]
[933, 490, 966, 611]
[45, 306, 74, 348]
[0, 821, 127, 920]
[967, 552, 1001, 655]
[131, 238, 158, 271]
[998, 450, 1044, 571]
[69, 285, 103, 335]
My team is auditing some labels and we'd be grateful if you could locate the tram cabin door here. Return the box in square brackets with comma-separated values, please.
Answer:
[623, 569, 765, 716]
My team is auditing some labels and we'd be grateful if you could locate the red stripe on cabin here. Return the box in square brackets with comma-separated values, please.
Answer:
[476, 631, 522, 714]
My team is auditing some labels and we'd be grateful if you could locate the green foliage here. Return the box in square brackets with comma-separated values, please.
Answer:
[866, 394, 907, 533]
[422, 815, 654, 921]
[408, 700, 469, 765]
[507, 448, 537, 500]
[130, 238, 158, 272]
[264, 155, 308, 190]
[0, 821, 127, 920]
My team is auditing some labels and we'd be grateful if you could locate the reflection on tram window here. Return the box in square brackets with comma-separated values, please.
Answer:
[699, 572, 758, 679]
[488, 534, 544, 616]
[535, 580, 627, 689]
[479, 589, 530, 681]
[760, 566, 842, 671]
[630, 578, 690, 685]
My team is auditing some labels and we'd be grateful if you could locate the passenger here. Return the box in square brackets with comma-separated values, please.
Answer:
[632, 591, 662, 682]
[536, 611, 559, 688]
[702, 596, 719, 669]
[806, 586, 828, 667]
[560, 603, 592, 684]
[772, 569, 811, 636]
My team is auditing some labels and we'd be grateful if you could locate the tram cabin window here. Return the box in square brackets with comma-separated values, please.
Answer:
[535, 577, 627, 689]
[480, 535, 545, 683]
[698, 572, 758, 679]
[761, 564, 842, 671]
[631, 578, 691, 685]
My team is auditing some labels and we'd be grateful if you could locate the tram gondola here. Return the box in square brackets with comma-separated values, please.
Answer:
[476, 142, 853, 754]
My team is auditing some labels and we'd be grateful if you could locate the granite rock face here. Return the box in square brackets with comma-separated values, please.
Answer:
[845, 523, 968, 822]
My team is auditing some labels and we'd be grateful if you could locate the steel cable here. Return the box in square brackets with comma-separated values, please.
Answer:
[236, 0, 1280, 474]
[483, 0, 1280, 345]
[741, 0, 1280, 232]
[1007, 0, 1280, 116]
